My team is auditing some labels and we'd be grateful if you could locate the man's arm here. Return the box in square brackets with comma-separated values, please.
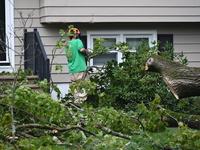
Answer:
[80, 48, 88, 54]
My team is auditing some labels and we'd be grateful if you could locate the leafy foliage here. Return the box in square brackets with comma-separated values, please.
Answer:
[2, 86, 67, 126]
[1, 76, 200, 149]
[1, 25, 200, 149]
[88, 40, 200, 114]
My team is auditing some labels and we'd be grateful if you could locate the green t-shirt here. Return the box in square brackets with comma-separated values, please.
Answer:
[65, 39, 87, 73]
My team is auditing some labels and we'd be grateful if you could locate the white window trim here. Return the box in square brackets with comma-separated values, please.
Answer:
[0, 0, 14, 72]
[88, 35, 121, 66]
[87, 30, 157, 67]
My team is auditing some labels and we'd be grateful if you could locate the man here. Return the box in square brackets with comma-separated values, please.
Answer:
[65, 27, 89, 105]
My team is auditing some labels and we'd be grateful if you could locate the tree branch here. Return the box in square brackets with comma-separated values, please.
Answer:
[16, 124, 97, 137]
[95, 124, 131, 140]
[0, 102, 58, 127]
[55, 143, 79, 148]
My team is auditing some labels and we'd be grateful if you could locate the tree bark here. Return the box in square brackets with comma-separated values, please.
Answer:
[145, 55, 200, 99]
[162, 109, 200, 130]
[95, 124, 131, 140]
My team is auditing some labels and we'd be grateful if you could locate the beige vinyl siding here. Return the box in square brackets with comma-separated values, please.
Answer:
[14, 0, 41, 71]
[14, 0, 70, 83]
[40, 0, 200, 23]
[15, 0, 39, 8]
[14, 0, 200, 84]
[174, 33, 200, 67]
[40, 0, 200, 6]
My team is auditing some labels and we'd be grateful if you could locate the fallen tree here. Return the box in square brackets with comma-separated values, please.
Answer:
[145, 55, 200, 129]
[162, 108, 200, 130]
[145, 55, 200, 99]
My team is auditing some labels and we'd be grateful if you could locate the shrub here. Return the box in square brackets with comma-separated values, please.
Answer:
[88, 40, 199, 114]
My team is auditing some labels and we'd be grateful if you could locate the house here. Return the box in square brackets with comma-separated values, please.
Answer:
[1, 0, 200, 99]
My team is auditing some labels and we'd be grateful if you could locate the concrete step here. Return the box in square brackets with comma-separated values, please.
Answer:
[0, 75, 43, 99]
[0, 75, 39, 84]
[0, 85, 43, 100]
[0, 94, 7, 99]
[23, 84, 43, 93]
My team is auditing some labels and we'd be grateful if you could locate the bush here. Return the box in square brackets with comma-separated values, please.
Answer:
[88, 40, 200, 114]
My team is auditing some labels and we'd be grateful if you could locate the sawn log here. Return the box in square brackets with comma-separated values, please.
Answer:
[145, 55, 200, 99]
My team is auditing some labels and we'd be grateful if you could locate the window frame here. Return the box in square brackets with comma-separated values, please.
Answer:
[0, 0, 14, 72]
[88, 34, 121, 66]
[87, 30, 157, 67]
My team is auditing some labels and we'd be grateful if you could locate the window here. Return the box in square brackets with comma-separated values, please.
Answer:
[0, 0, 14, 72]
[125, 37, 148, 52]
[88, 35, 121, 66]
[92, 37, 120, 66]
[87, 30, 157, 66]
[0, 0, 6, 62]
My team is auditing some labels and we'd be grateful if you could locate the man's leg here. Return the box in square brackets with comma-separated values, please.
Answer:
[70, 71, 90, 105]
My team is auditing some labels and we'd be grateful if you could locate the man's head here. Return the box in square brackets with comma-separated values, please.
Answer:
[68, 28, 81, 40]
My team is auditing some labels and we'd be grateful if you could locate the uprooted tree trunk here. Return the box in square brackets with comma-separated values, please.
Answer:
[145, 55, 200, 99]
